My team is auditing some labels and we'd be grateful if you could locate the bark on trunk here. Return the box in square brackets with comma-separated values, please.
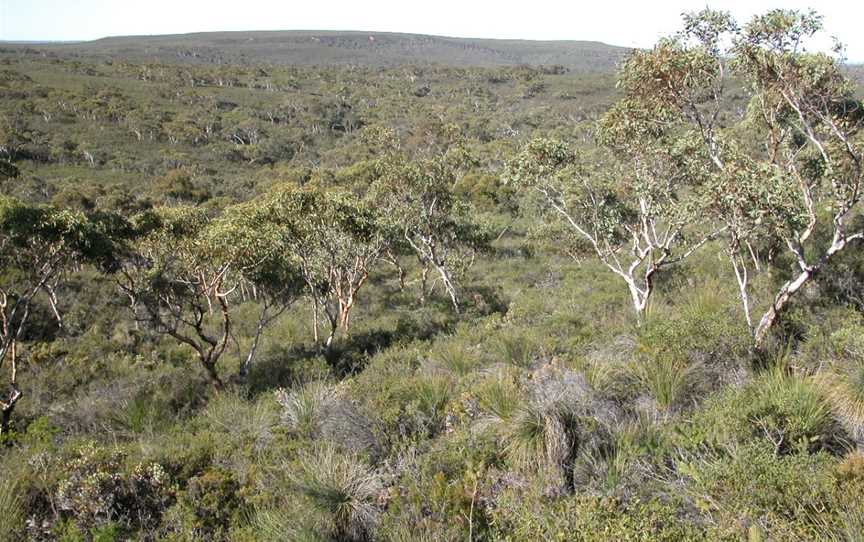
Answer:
[0, 388, 21, 441]
[201, 357, 223, 392]
[753, 232, 861, 349]
[434, 263, 460, 314]
[730, 250, 754, 334]
[0, 408, 11, 440]
[754, 267, 811, 349]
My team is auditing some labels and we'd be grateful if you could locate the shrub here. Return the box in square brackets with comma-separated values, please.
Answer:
[176, 467, 245, 540]
[53, 443, 175, 535]
[489, 490, 709, 541]
[677, 442, 859, 540]
[377, 432, 494, 542]
[680, 368, 845, 455]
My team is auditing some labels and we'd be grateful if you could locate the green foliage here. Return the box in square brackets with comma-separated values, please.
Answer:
[53, 442, 175, 535]
[2, 8, 864, 541]
[677, 442, 864, 540]
[489, 491, 710, 541]
[680, 368, 844, 454]
[176, 467, 245, 539]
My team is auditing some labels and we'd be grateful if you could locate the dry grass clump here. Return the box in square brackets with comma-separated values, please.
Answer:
[276, 382, 382, 456]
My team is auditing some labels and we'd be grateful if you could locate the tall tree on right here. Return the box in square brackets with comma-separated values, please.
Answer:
[614, 8, 864, 347]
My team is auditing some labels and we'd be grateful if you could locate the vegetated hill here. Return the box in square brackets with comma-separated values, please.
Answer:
[2, 30, 631, 70]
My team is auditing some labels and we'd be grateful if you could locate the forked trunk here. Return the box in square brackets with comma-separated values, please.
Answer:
[624, 275, 651, 323]
[201, 357, 224, 392]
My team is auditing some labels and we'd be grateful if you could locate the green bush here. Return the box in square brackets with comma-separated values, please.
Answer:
[679, 368, 845, 455]
[175, 467, 245, 540]
[489, 491, 710, 541]
[53, 443, 175, 535]
[677, 442, 864, 540]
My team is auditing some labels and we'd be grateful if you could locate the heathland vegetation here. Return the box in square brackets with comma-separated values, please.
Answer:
[2, 8, 864, 541]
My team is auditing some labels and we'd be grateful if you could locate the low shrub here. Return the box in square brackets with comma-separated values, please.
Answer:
[677, 442, 864, 540]
[679, 368, 845, 455]
[174, 467, 245, 540]
[488, 491, 709, 541]
[52, 442, 175, 536]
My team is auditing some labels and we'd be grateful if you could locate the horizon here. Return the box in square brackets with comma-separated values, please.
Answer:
[2, 0, 864, 62]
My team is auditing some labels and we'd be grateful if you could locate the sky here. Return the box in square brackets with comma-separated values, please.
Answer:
[1, 0, 863, 61]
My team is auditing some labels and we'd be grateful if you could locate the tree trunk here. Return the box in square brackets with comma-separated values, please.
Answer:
[239, 323, 264, 379]
[201, 357, 223, 392]
[324, 306, 338, 350]
[730, 250, 754, 334]
[419, 262, 430, 305]
[434, 263, 460, 313]
[624, 276, 649, 322]
[754, 267, 812, 349]
[0, 388, 21, 441]
[753, 233, 861, 349]
[311, 296, 320, 345]
[0, 407, 12, 440]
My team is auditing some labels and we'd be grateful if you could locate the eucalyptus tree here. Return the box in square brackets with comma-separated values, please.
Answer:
[620, 8, 864, 346]
[734, 11, 864, 346]
[0, 197, 121, 437]
[250, 186, 389, 348]
[117, 206, 233, 391]
[505, 136, 719, 319]
[368, 126, 490, 313]
[207, 200, 306, 376]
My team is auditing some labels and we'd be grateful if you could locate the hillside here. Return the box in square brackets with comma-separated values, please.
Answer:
[3, 30, 630, 70]
[4, 9, 864, 542]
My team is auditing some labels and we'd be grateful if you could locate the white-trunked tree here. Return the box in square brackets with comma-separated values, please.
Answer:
[615, 8, 864, 346]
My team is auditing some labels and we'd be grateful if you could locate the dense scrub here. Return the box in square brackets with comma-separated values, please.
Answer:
[2, 8, 864, 542]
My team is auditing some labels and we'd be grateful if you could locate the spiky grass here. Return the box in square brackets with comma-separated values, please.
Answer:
[475, 374, 521, 421]
[253, 507, 328, 542]
[413, 375, 452, 420]
[202, 392, 278, 452]
[0, 478, 23, 542]
[491, 331, 538, 368]
[290, 444, 382, 541]
[502, 400, 573, 480]
[817, 361, 864, 436]
[630, 356, 701, 411]
[276, 381, 338, 438]
[431, 340, 479, 376]
[572, 421, 645, 494]
[756, 368, 837, 453]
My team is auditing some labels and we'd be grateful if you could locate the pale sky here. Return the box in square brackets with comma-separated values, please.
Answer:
[2, 0, 863, 61]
